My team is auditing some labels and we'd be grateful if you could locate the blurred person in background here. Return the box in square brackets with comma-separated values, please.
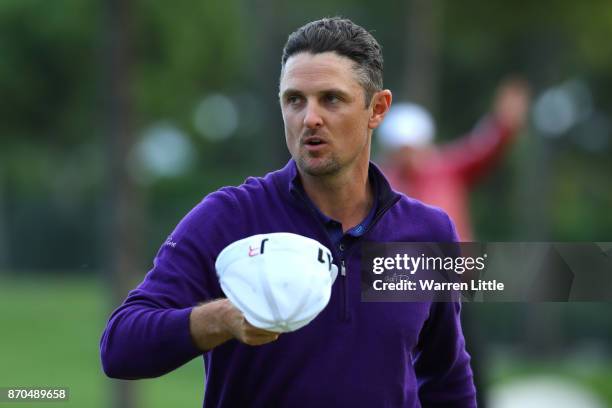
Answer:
[101, 17, 477, 407]
[377, 78, 531, 241]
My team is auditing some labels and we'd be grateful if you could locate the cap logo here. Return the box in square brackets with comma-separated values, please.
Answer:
[317, 248, 333, 271]
[248, 238, 269, 257]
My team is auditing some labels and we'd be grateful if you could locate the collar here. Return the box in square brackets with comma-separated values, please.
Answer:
[291, 168, 379, 239]
[277, 159, 401, 225]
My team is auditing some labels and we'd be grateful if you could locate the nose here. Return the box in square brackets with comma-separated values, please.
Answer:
[303, 102, 323, 129]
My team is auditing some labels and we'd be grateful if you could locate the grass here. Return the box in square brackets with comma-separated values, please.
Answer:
[1, 275, 611, 407]
[0, 275, 203, 408]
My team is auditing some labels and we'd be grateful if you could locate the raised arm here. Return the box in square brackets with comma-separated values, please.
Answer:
[431, 77, 531, 186]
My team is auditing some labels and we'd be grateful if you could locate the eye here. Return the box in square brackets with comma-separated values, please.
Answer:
[286, 94, 303, 106]
[324, 93, 341, 104]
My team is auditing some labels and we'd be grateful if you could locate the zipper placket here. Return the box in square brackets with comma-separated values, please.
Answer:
[292, 187, 401, 322]
[339, 258, 348, 321]
[291, 188, 349, 320]
[335, 195, 400, 322]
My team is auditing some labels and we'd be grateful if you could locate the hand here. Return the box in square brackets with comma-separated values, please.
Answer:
[189, 299, 279, 351]
[219, 299, 280, 346]
[493, 76, 531, 132]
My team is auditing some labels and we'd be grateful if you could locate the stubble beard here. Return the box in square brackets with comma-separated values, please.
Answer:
[297, 152, 342, 177]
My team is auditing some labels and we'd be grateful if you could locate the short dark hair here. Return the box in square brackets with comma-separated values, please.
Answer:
[281, 17, 383, 106]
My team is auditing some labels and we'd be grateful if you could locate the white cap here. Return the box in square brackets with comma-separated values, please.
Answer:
[378, 102, 436, 149]
[215, 233, 338, 333]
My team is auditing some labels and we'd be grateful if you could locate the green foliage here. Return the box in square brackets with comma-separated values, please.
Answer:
[1, 0, 612, 268]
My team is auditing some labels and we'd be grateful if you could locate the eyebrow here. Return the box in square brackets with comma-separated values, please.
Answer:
[280, 88, 352, 100]
[280, 88, 302, 99]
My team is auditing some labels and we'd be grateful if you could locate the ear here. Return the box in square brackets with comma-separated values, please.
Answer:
[368, 90, 392, 130]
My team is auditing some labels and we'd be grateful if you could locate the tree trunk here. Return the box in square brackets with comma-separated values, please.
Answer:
[101, 0, 141, 406]
[403, 0, 442, 112]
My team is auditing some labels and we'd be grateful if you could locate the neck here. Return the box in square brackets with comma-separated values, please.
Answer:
[299, 161, 373, 232]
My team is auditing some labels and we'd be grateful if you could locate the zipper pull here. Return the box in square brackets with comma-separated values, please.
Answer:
[340, 260, 346, 276]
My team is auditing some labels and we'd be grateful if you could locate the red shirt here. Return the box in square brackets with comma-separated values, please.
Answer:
[381, 116, 514, 241]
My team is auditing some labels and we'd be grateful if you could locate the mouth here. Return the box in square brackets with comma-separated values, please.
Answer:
[302, 136, 327, 147]
[302, 136, 328, 153]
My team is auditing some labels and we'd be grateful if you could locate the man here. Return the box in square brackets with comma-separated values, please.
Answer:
[101, 17, 476, 407]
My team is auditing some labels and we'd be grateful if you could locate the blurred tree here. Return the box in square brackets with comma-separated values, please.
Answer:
[403, 0, 442, 111]
[101, 0, 138, 407]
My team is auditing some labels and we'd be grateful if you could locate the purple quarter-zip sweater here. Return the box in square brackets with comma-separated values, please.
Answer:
[100, 160, 476, 408]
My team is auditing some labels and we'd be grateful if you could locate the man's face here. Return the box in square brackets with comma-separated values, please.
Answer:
[279, 52, 375, 177]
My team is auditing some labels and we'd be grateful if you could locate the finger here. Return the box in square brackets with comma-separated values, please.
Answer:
[242, 334, 280, 346]
[241, 320, 281, 336]
[243, 330, 280, 342]
[247, 327, 281, 337]
[241, 330, 279, 343]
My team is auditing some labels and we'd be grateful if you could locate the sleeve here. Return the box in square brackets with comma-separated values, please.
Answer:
[414, 302, 476, 407]
[100, 190, 238, 379]
[430, 115, 515, 187]
[414, 212, 476, 407]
